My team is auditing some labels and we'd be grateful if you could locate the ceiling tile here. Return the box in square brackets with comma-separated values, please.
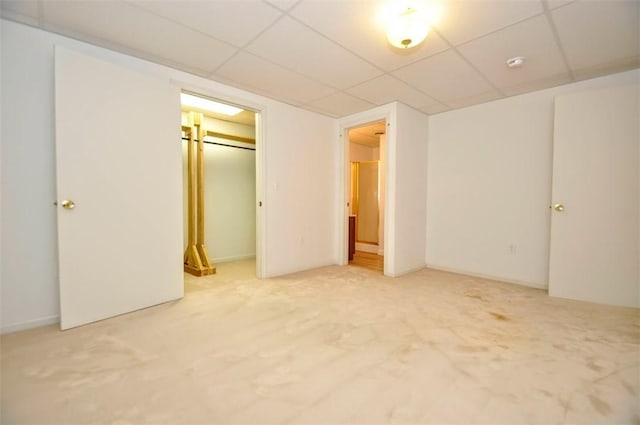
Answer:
[215, 52, 336, 105]
[245, 16, 383, 89]
[346, 75, 439, 109]
[264, 0, 300, 11]
[41, 1, 238, 75]
[546, 0, 576, 10]
[571, 56, 640, 82]
[2, 0, 635, 119]
[457, 15, 569, 88]
[433, 0, 543, 46]
[444, 89, 503, 109]
[129, 0, 282, 47]
[392, 49, 494, 102]
[0, 0, 39, 25]
[501, 72, 572, 96]
[306, 92, 375, 117]
[290, 0, 449, 72]
[552, 0, 640, 75]
[419, 103, 451, 115]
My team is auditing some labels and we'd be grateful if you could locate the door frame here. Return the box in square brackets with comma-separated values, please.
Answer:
[175, 81, 268, 278]
[338, 104, 396, 276]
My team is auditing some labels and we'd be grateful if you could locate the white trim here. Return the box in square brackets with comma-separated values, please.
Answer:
[262, 260, 336, 279]
[170, 80, 268, 279]
[1, 315, 60, 335]
[338, 104, 396, 277]
[426, 263, 549, 290]
[212, 254, 256, 263]
[386, 264, 426, 278]
[254, 110, 267, 279]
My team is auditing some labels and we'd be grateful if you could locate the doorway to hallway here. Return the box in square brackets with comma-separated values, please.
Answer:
[347, 121, 386, 273]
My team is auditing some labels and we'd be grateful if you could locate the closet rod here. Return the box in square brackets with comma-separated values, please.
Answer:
[180, 137, 256, 151]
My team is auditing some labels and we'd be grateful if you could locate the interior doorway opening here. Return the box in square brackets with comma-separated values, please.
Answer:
[347, 120, 385, 273]
[180, 92, 259, 279]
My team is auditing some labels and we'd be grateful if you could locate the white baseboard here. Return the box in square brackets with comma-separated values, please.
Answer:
[425, 263, 548, 290]
[387, 264, 427, 277]
[265, 259, 336, 279]
[211, 254, 256, 264]
[1, 315, 59, 335]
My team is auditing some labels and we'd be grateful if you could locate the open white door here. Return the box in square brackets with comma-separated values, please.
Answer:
[55, 46, 184, 329]
[549, 84, 639, 308]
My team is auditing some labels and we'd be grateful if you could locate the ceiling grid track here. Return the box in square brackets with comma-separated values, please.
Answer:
[3, 0, 637, 117]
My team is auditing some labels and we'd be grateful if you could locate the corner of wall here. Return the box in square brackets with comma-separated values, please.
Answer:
[1, 315, 60, 335]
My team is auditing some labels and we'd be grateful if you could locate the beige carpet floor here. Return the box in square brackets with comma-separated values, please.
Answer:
[1, 260, 639, 424]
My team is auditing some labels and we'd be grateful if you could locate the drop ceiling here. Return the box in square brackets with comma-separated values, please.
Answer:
[2, 0, 638, 118]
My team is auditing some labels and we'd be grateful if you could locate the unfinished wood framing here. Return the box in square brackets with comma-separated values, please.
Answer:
[183, 113, 216, 276]
[205, 130, 255, 145]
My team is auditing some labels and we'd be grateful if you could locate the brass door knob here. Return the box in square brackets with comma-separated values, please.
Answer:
[554, 203, 564, 212]
[61, 200, 75, 210]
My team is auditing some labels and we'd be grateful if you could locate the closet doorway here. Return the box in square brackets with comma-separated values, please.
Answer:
[180, 92, 259, 281]
[348, 121, 385, 272]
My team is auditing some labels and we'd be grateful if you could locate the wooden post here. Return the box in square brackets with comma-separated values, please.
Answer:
[195, 115, 214, 274]
[183, 112, 215, 276]
[186, 123, 197, 251]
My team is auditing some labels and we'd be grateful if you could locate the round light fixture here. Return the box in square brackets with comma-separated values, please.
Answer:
[386, 6, 430, 49]
[506, 56, 526, 68]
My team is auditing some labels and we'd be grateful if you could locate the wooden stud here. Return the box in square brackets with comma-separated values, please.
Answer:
[182, 114, 215, 276]
[196, 118, 215, 274]
[183, 125, 204, 275]
[187, 127, 196, 250]
[205, 130, 255, 145]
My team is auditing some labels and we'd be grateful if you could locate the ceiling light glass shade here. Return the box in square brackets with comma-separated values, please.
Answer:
[180, 93, 243, 116]
[386, 7, 430, 49]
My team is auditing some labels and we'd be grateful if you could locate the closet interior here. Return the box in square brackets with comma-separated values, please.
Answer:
[180, 92, 257, 277]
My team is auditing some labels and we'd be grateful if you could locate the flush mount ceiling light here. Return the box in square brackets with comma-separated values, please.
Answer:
[506, 56, 526, 68]
[180, 92, 243, 116]
[386, 4, 430, 49]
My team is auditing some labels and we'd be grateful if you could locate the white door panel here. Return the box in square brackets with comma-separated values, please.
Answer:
[55, 46, 183, 329]
[549, 84, 639, 307]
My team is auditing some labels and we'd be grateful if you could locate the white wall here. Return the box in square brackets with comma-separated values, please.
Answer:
[426, 69, 640, 288]
[378, 135, 386, 256]
[389, 103, 429, 276]
[264, 102, 336, 276]
[349, 143, 377, 162]
[1, 20, 60, 332]
[1, 20, 336, 333]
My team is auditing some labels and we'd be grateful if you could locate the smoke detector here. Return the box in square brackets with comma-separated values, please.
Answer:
[506, 56, 526, 68]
